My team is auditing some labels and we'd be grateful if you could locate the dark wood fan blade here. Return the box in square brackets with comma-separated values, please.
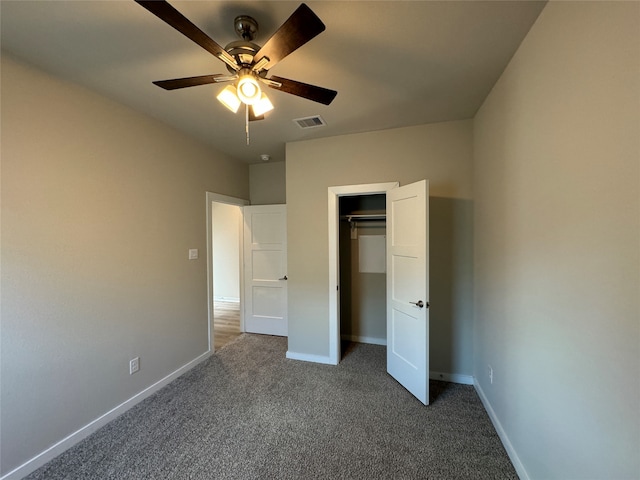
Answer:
[268, 76, 337, 105]
[253, 4, 325, 70]
[135, 0, 237, 67]
[153, 74, 227, 90]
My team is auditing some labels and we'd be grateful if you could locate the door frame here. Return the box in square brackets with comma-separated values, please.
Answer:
[206, 192, 250, 353]
[327, 182, 399, 365]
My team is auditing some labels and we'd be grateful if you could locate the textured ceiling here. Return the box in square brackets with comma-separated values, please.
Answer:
[1, 1, 546, 163]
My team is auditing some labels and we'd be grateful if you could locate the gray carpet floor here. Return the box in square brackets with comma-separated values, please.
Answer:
[26, 334, 517, 479]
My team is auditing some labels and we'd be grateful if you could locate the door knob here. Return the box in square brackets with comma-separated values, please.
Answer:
[279, 275, 288, 281]
[410, 300, 425, 308]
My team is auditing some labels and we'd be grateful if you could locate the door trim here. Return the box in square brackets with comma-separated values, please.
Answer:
[206, 192, 249, 353]
[327, 182, 399, 364]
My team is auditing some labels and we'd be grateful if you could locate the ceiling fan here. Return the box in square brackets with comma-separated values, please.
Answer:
[135, 1, 337, 126]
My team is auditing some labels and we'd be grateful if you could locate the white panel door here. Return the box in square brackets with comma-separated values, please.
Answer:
[386, 180, 429, 404]
[243, 205, 287, 336]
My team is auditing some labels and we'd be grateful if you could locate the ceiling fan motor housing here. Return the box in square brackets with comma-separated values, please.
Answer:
[224, 40, 260, 73]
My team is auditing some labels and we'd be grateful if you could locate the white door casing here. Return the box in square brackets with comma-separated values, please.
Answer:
[386, 180, 429, 404]
[328, 183, 399, 364]
[243, 205, 288, 336]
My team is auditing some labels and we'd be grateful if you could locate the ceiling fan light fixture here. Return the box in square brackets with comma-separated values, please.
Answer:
[236, 73, 261, 105]
[139, 1, 338, 147]
[217, 85, 241, 113]
[252, 93, 274, 116]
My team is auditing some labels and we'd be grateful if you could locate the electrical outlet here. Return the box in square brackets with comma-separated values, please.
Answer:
[130, 357, 140, 375]
[488, 365, 493, 384]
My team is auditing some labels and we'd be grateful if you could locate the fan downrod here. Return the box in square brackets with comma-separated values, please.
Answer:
[234, 15, 258, 41]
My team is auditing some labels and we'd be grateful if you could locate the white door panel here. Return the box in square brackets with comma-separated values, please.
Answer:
[251, 250, 284, 280]
[250, 213, 283, 244]
[244, 205, 287, 336]
[387, 180, 429, 404]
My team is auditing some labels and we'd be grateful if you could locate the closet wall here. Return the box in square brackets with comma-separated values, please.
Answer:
[339, 194, 387, 346]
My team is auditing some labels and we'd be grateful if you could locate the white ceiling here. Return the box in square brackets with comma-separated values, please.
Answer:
[1, 1, 546, 164]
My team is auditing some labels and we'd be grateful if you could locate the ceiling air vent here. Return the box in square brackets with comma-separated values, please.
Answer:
[293, 115, 326, 129]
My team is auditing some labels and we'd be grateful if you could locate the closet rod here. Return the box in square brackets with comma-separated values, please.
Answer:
[341, 214, 386, 222]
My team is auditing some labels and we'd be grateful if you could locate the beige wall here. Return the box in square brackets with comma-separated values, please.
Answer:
[0, 55, 249, 476]
[286, 120, 474, 376]
[249, 161, 286, 205]
[473, 2, 639, 478]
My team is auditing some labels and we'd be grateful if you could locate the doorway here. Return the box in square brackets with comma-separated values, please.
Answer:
[328, 182, 399, 364]
[206, 192, 249, 352]
[328, 181, 430, 404]
[338, 194, 387, 352]
[212, 202, 242, 350]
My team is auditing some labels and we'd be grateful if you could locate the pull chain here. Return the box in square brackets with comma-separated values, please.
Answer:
[245, 104, 250, 145]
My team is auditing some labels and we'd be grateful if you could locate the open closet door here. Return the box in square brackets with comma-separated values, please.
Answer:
[243, 205, 288, 336]
[386, 180, 429, 404]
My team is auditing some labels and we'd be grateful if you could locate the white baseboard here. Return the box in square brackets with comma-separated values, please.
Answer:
[341, 334, 387, 346]
[286, 350, 337, 365]
[213, 296, 239, 303]
[474, 380, 529, 480]
[1, 351, 212, 480]
[429, 371, 474, 385]
[285, 349, 474, 389]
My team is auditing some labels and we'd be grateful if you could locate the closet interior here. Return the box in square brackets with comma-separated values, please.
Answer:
[338, 194, 387, 355]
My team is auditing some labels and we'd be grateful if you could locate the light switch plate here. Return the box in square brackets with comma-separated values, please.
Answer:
[188, 249, 198, 260]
